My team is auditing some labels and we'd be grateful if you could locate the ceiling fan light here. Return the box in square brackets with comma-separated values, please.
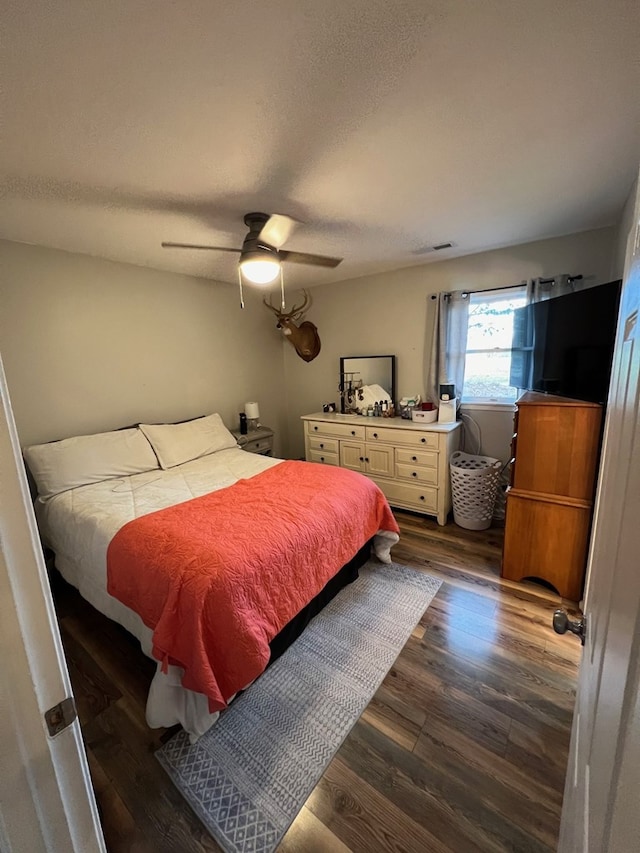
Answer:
[240, 254, 281, 285]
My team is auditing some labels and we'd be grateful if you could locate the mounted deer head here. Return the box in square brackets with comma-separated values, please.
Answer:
[263, 291, 321, 362]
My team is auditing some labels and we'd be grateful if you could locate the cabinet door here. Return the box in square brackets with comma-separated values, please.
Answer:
[340, 441, 366, 472]
[365, 444, 394, 477]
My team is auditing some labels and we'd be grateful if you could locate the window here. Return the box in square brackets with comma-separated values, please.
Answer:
[462, 285, 527, 404]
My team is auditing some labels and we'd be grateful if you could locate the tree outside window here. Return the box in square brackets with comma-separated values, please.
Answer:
[462, 286, 527, 403]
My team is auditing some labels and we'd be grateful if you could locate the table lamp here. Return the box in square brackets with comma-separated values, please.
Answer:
[244, 401, 260, 431]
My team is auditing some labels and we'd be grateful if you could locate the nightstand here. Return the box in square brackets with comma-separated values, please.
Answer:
[231, 426, 274, 456]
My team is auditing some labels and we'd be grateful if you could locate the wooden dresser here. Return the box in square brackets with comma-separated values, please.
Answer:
[301, 413, 461, 525]
[502, 392, 603, 601]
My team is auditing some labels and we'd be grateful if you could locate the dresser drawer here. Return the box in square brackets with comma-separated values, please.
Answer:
[240, 436, 273, 455]
[396, 463, 438, 485]
[308, 436, 339, 454]
[308, 449, 340, 465]
[367, 426, 439, 450]
[307, 421, 366, 440]
[371, 477, 438, 512]
[396, 448, 438, 467]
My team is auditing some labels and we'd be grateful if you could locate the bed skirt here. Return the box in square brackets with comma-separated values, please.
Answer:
[267, 537, 369, 662]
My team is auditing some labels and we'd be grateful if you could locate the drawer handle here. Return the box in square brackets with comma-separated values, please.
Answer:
[359, 456, 364, 462]
[421, 437, 426, 443]
[314, 426, 318, 431]
[320, 456, 325, 462]
[412, 472, 417, 477]
[320, 443, 324, 448]
[365, 457, 369, 463]
[411, 455, 417, 461]
[420, 495, 425, 501]
[351, 430, 356, 435]
[373, 432, 378, 438]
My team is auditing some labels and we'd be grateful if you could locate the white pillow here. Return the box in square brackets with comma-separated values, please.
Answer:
[24, 428, 159, 500]
[139, 413, 237, 470]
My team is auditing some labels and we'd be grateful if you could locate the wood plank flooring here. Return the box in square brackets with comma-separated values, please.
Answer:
[51, 511, 581, 852]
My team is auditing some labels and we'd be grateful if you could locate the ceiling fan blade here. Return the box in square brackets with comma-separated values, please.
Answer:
[161, 242, 241, 252]
[257, 214, 300, 249]
[279, 250, 343, 268]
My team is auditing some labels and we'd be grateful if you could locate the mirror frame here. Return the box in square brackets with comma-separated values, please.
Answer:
[339, 354, 396, 414]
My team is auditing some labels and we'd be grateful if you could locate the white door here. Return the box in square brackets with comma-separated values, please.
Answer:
[0, 357, 105, 853]
[558, 173, 640, 853]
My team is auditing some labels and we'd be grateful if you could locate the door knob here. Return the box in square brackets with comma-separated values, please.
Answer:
[552, 609, 586, 645]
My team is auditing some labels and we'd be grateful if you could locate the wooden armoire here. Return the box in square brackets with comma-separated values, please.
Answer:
[502, 392, 603, 601]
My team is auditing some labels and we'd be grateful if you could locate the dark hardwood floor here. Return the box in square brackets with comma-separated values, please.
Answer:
[52, 511, 581, 852]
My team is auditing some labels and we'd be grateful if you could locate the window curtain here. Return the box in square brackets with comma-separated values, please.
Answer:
[426, 291, 469, 406]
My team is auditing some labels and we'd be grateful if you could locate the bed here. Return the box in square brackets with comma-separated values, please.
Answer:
[25, 414, 400, 741]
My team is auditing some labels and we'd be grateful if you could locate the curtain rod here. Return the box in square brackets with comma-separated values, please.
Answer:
[429, 274, 583, 300]
[429, 282, 525, 300]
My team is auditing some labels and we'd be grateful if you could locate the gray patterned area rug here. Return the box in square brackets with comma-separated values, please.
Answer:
[157, 559, 441, 853]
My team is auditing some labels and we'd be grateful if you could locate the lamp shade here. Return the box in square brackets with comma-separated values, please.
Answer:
[244, 402, 260, 419]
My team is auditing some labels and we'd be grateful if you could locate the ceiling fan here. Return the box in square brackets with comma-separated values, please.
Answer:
[162, 212, 343, 307]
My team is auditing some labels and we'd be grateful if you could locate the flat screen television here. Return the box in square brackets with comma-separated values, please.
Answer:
[510, 280, 621, 404]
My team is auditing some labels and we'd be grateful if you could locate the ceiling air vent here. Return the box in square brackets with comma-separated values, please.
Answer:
[412, 241, 455, 256]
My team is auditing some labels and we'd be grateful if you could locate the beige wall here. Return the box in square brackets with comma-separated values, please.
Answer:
[0, 241, 289, 452]
[458, 407, 516, 463]
[283, 226, 617, 460]
[0, 226, 619, 463]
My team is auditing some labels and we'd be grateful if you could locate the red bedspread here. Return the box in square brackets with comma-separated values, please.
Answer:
[106, 460, 399, 711]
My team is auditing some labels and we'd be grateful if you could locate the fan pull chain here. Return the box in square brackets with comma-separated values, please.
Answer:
[237, 267, 245, 309]
[280, 266, 286, 312]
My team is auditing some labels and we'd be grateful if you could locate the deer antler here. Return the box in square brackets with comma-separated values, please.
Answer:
[263, 290, 311, 321]
[263, 295, 281, 316]
[288, 290, 311, 321]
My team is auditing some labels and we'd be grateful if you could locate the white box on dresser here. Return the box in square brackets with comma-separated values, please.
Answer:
[301, 413, 461, 525]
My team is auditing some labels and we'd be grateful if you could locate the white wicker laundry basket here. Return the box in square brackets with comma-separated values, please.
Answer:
[450, 451, 502, 530]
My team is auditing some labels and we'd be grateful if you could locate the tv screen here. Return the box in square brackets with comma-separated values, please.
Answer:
[510, 280, 621, 404]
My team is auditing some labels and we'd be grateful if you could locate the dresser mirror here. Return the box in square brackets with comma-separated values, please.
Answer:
[339, 355, 396, 414]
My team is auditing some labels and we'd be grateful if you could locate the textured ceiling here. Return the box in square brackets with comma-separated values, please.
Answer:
[2, 0, 639, 288]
